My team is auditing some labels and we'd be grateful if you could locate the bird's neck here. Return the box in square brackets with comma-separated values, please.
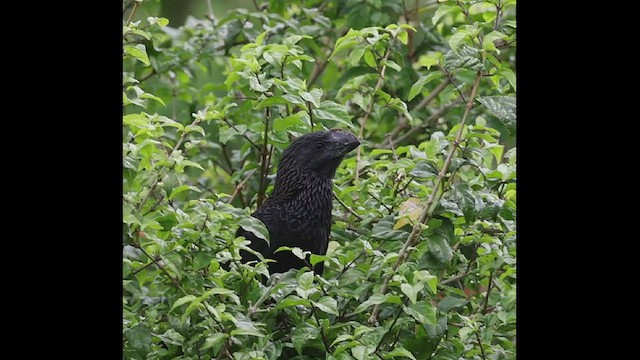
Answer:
[271, 168, 333, 205]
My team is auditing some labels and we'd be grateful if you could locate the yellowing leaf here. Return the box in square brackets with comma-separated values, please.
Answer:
[394, 198, 423, 229]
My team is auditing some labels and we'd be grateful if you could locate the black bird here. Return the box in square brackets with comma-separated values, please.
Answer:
[236, 129, 360, 276]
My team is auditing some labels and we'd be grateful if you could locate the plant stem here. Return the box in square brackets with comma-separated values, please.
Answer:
[125, 1, 139, 26]
[368, 73, 482, 325]
[355, 46, 393, 183]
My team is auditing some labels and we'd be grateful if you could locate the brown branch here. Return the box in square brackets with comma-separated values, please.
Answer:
[493, 0, 502, 31]
[440, 270, 474, 286]
[308, 59, 329, 88]
[228, 169, 258, 205]
[355, 46, 393, 183]
[381, 98, 463, 149]
[367, 73, 483, 325]
[125, 0, 139, 26]
[413, 77, 451, 113]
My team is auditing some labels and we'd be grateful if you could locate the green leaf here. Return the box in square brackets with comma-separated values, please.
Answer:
[397, 30, 409, 45]
[298, 271, 314, 290]
[292, 324, 319, 355]
[275, 297, 310, 310]
[300, 88, 323, 108]
[331, 334, 354, 347]
[273, 112, 305, 131]
[384, 60, 402, 72]
[181, 160, 205, 171]
[498, 67, 517, 91]
[448, 25, 479, 52]
[437, 296, 469, 313]
[313, 296, 339, 315]
[349, 46, 366, 66]
[185, 124, 205, 136]
[417, 53, 441, 70]
[219, 124, 248, 144]
[400, 282, 423, 304]
[383, 347, 417, 360]
[354, 293, 389, 314]
[124, 44, 150, 66]
[283, 34, 312, 47]
[483, 30, 507, 53]
[403, 301, 436, 325]
[139, 92, 166, 106]
[238, 216, 270, 244]
[444, 46, 485, 72]
[200, 333, 228, 351]
[432, 4, 461, 25]
[230, 319, 264, 337]
[123, 113, 148, 127]
[477, 96, 516, 123]
[427, 234, 453, 264]
[169, 185, 201, 200]
[171, 295, 197, 312]
[194, 252, 212, 270]
[364, 49, 377, 68]
[314, 101, 356, 130]
[125, 324, 152, 356]
[352, 345, 375, 360]
[257, 96, 290, 108]
[310, 254, 331, 266]
[408, 72, 444, 101]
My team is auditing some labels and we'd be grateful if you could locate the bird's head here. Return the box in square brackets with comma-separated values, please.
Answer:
[278, 129, 360, 179]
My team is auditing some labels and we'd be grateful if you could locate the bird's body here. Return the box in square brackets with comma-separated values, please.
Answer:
[236, 129, 360, 276]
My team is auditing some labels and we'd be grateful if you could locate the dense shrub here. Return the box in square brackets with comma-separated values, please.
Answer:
[123, 0, 516, 359]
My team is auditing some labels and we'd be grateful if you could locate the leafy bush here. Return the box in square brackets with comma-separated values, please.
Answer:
[123, 0, 516, 359]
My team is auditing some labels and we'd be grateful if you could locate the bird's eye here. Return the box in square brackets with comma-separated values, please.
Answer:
[315, 142, 325, 150]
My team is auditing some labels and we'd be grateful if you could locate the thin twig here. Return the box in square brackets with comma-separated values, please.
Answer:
[307, 101, 314, 131]
[382, 98, 463, 148]
[221, 116, 261, 151]
[257, 107, 271, 207]
[368, 73, 483, 325]
[413, 77, 451, 112]
[228, 169, 258, 205]
[440, 66, 468, 103]
[335, 250, 366, 280]
[374, 297, 410, 353]
[206, 0, 214, 19]
[475, 332, 487, 360]
[333, 192, 363, 220]
[310, 302, 332, 354]
[125, 1, 139, 26]
[136, 117, 201, 212]
[481, 271, 494, 314]
[440, 270, 474, 285]
[387, 134, 399, 162]
[355, 46, 393, 183]
[493, 0, 502, 31]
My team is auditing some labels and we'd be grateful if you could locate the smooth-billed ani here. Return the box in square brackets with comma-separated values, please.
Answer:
[236, 129, 360, 276]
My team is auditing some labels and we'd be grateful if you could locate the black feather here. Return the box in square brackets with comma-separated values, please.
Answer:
[236, 129, 360, 276]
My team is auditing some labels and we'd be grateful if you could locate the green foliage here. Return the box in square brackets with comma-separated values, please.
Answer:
[123, 0, 516, 359]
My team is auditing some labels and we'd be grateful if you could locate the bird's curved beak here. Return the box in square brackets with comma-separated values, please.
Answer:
[330, 129, 360, 155]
